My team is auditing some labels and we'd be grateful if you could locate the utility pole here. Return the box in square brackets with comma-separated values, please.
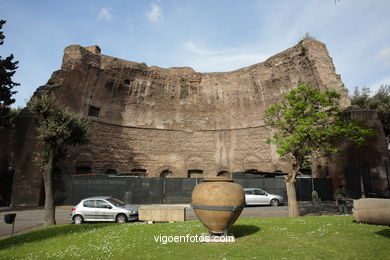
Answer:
[360, 162, 366, 198]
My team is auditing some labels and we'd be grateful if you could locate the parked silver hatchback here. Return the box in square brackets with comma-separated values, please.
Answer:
[71, 196, 138, 224]
[244, 188, 284, 206]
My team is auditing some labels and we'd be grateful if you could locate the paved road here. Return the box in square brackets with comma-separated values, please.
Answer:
[0, 207, 71, 239]
[0, 202, 343, 239]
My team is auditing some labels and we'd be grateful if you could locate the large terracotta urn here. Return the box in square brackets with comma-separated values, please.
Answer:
[192, 177, 245, 235]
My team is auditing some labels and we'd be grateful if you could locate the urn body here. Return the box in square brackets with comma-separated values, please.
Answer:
[192, 177, 245, 234]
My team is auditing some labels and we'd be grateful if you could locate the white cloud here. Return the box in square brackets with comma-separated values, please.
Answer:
[98, 7, 113, 21]
[183, 40, 224, 56]
[377, 47, 390, 67]
[146, 3, 163, 23]
[368, 77, 390, 93]
[182, 41, 270, 72]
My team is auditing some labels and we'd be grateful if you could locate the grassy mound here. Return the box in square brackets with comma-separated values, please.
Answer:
[0, 216, 389, 259]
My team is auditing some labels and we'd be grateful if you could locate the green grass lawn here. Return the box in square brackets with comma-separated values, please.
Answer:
[0, 216, 389, 259]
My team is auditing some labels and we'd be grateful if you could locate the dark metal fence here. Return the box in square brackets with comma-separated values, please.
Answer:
[53, 175, 333, 206]
[295, 177, 333, 201]
[234, 177, 287, 200]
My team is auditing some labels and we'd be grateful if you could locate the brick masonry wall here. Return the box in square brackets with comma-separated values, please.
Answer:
[47, 39, 349, 179]
[60, 121, 275, 177]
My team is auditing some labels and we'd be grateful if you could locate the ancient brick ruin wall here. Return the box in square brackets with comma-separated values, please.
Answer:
[39, 39, 350, 178]
[56, 122, 274, 177]
[314, 110, 390, 194]
[56, 39, 350, 131]
[8, 112, 42, 206]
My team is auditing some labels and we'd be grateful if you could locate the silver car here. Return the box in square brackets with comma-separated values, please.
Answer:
[244, 188, 284, 206]
[71, 196, 138, 224]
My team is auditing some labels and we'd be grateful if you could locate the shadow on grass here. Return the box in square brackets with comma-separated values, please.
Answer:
[299, 203, 343, 216]
[376, 229, 390, 238]
[230, 225, 260, 238]
[0, 223, 112, 250]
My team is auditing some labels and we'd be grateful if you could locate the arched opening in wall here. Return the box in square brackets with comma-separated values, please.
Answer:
[160, 169, 172, 178]
[104, 169, 118, 175]
[273, 170, 286, 177]
[244, 169, 259, 174]
[128, 153, 149, 175]
[188, 169, 203, 178]
[130, 168, 147, 177]
[217, 171, 230, 177]
[75, 161, 92, 175]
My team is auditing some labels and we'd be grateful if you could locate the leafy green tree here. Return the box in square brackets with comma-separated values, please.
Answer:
[265, 84, 374, 217]
[28, 94, 89, 226]
[350, 85, 390, 151]
[0, 20, 19, 128]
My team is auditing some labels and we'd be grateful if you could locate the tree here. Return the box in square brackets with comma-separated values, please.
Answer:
[0, 20, 19, 128]
[265, 84, 374, 217]
[28, 94, 89, 226]
[350, 85, 390, 151]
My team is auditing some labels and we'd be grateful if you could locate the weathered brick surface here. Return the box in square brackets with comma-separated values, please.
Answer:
[8, 111, 42, 206]
[37, 39, 350, 179]
[58, 122, 274, 177]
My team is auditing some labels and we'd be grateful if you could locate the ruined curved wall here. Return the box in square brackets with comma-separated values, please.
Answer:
[314, 109, 390, 196]
[30, 39, 349, 178]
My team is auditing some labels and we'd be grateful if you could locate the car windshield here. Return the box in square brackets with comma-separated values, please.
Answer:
[106, 197, 126, 206]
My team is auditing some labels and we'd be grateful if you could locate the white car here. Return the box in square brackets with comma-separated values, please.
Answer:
[244, 188, 284, 206]
[71, 196, 138, 224]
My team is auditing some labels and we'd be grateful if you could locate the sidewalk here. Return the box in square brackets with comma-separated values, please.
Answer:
[0, 206, 72, 239]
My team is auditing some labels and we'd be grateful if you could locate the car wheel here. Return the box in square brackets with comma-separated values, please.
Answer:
[270, 199, 279, 207]
[116, 214, 128, 223]
[73, 215, 84, 224]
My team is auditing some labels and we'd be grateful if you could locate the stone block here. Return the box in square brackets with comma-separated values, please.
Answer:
[139, 205, 186, 222]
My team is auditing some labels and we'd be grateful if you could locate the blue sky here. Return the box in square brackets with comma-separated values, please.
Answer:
[1, 0, 389, 107]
